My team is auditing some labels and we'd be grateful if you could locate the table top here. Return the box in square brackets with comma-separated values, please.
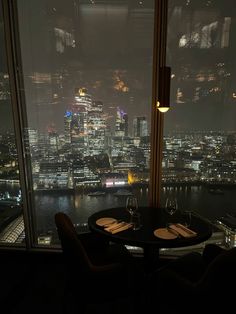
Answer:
[88, 206, 213, 249]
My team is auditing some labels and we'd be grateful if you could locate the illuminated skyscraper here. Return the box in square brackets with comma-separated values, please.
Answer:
[64, 110, 72, 144]
[74, 87, 92, 111]
[133, 116, 148, 137]
[115, 107, 128, 137]
[87, 101, 106, 156]
[68, 88, 92, 156]
[27, 128, 38, 147]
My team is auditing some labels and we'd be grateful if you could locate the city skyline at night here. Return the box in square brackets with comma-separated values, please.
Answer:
[1, 0, 236, 244]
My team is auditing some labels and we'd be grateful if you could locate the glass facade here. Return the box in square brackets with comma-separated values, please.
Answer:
[1, 0, 236, 250]
[162, 0, 236, 246]
[16, 0, 154, 245]
[0, 1, 24, 245]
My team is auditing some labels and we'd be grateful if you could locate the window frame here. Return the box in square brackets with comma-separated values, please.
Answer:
[2, 0, 39, 249]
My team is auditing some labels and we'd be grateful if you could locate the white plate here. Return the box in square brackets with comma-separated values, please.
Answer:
[96, 217, 117, 227]
[153, 228, 178, 240]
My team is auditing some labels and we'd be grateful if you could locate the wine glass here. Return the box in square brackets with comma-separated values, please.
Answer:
[126, 196, 138, 219]
[182, 210, 192, 227]
[165, 194, 178, 225]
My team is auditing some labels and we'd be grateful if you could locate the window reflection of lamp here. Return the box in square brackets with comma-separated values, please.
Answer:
[156, 101, 169, 113]
[157, 66, 171, 113]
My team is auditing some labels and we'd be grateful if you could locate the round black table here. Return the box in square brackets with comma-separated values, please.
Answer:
[88, 207, 213, 267]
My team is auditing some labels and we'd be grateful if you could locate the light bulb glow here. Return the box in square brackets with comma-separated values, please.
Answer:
[156, 101, 170, 113]
[158, 107, 170, 113]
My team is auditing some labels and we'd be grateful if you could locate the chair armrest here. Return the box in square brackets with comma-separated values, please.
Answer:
[202, 243, 226, 265]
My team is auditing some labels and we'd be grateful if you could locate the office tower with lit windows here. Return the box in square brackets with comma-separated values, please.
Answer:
[64, 111, 72, 144]
[87, 100, 106, 156]
[38, 161, 69, 189]
[115, 107, 128, 137]
[70, 111, 88, 155]
[66, 88, 92, 156]
[72, 161, 100, 187]
[133, 116, 148, 137]
[26, 128, 38, 149]
[48, 130, 59, 154]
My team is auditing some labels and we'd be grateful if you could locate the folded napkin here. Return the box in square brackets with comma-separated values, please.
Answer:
[169, 223, 197, 238]
[104, 221, 125, 232]
[104, 222, 133, 234]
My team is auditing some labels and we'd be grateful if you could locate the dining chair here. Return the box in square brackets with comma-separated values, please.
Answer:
[54, 212, 143, 313]
[147, 244, 236, 313]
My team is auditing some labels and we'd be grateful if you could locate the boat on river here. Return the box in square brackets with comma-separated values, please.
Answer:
[88, 191, 106, 197]
[113, 189, 133, 197]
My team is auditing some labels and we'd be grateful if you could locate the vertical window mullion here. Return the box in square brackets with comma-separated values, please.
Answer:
[149, 0, 168, 208]
[2, 0, 36, 249]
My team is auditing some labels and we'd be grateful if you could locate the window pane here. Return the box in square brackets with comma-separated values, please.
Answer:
[163, 0, 236, 246]
[17, 0, 154, 245]
[0, 2, 24, 245]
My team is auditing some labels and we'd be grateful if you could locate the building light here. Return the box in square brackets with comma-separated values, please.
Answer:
[114, 181, 125, 185]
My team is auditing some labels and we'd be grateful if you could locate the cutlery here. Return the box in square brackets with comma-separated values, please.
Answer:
[169, 223, 197, 238]
[105, 221, 126, 232]
[103, 219, 121, 227]
[110, 223, 133, 234]
[175, 223, 196, 235]
[167, 226, 180, 237]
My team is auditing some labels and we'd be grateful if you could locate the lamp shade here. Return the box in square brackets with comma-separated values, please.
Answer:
[157, 66, 171, 113]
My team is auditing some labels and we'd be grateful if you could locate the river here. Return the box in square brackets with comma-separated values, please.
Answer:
[1, 183, 236, 236]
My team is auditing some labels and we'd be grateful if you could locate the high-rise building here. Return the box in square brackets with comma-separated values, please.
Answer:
[87, 101, 106, 156]
[64, 110, 72, 144]
[48, 131, 59, 153]
[27, 128, 38, 147]
[74, 88, 92, 111]
[115, 107, 128, 137]
[133, 117, 148, 137]
[65, 88, 92, 156]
